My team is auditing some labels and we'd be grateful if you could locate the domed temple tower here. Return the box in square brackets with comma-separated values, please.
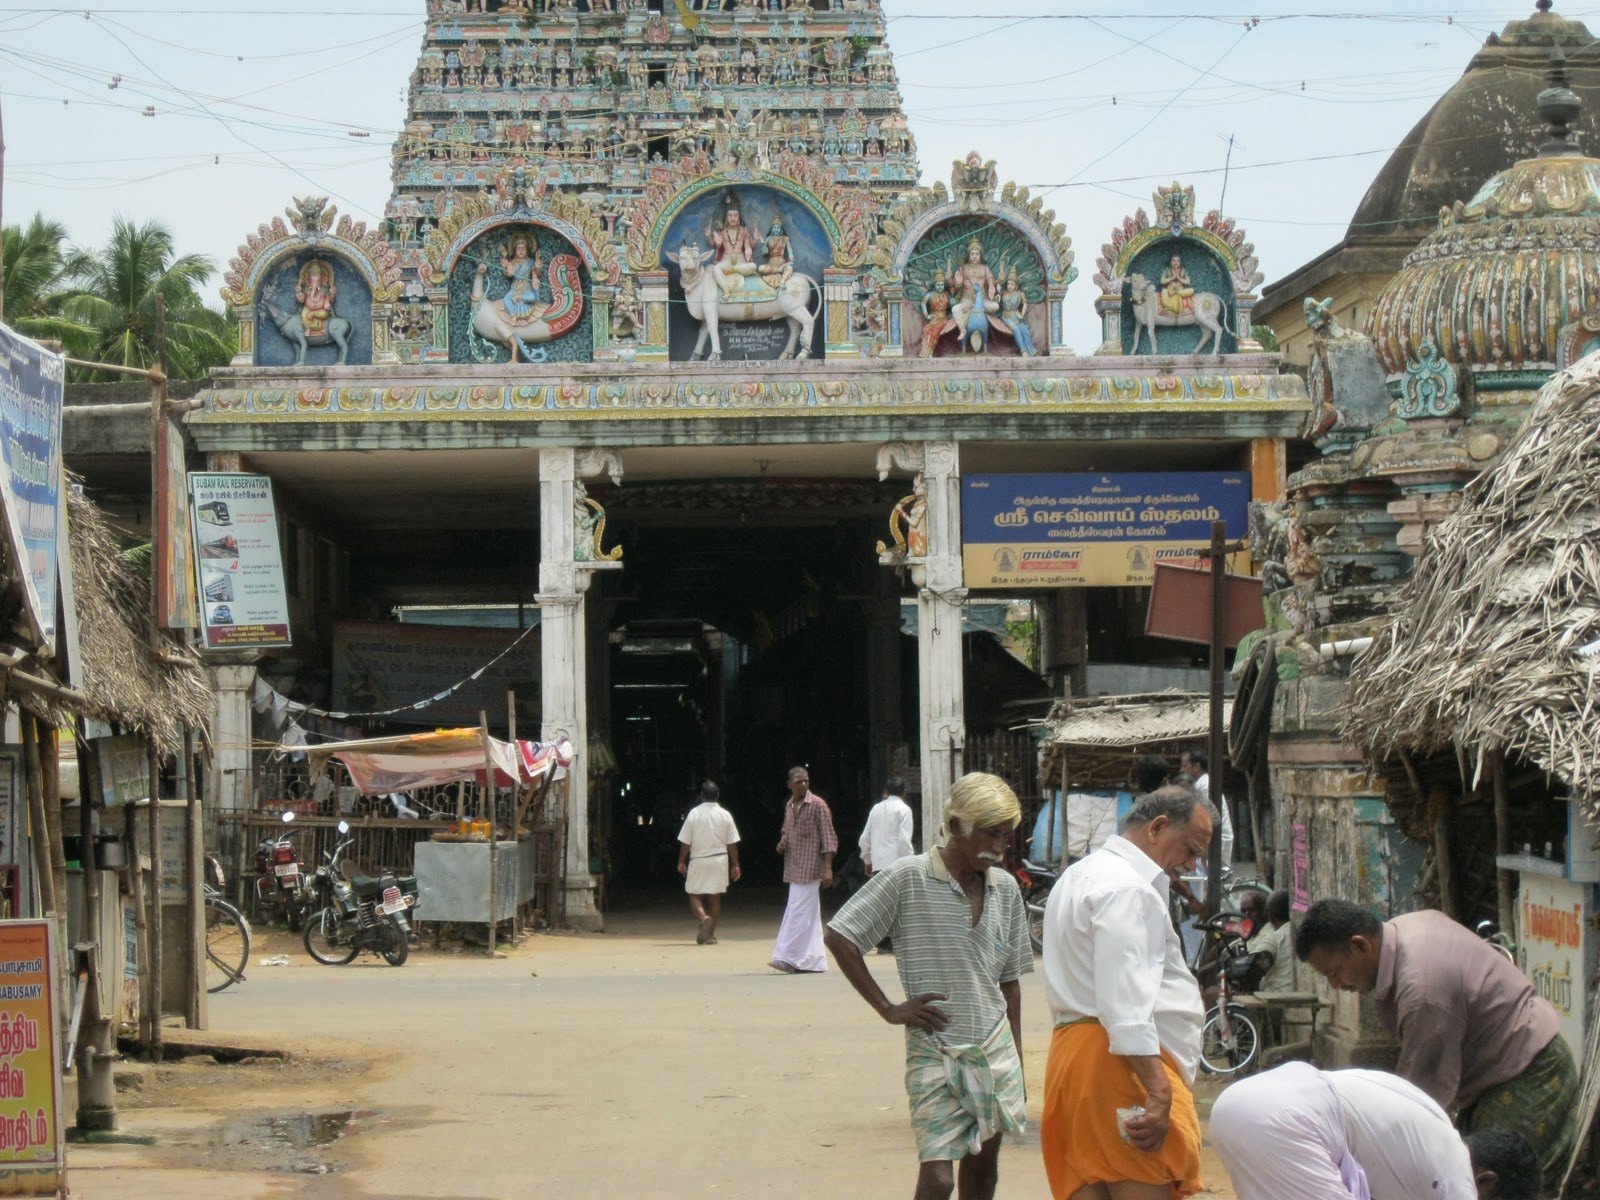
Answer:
[1257, 1, 1600, 365]
[1260, 39, 1600, 1063]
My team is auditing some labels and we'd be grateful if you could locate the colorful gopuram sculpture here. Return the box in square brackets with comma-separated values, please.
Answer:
[1092, 182, 1265, 357]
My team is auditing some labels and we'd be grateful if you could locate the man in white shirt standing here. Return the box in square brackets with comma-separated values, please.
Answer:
[676, 780, 741, 945]
[1178, 748, 1232, 868]
[858, 776, 917, 955]
[1040, 786, 1216, 1200]
[860, 775, 916, 876]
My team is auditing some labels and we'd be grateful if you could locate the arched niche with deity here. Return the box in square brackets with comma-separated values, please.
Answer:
[1091, 182, 1265, 357]
[869, 152, 1076, 360]
[624, 150, 878, 363]
[419, 162, 621, 365]
[220, 197, 405, 368]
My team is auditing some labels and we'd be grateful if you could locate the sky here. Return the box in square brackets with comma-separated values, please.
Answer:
[1, 1, 1590, 351]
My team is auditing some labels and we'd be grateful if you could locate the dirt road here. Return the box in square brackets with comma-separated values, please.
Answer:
[70, 890, 1236, 1198]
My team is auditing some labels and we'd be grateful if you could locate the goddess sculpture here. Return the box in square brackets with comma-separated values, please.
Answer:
[296, 260, 338, 338]
[997, 272, 1037, 356]
[1159, 253, 1194, 318]
[500, 235, 546, 320]
[919, 274, 955, 358]
[758, 217, 794, 286]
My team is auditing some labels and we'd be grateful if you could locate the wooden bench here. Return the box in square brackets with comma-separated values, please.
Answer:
[1234, 991, 1330, 1070]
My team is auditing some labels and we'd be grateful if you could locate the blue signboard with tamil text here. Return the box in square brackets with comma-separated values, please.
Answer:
[962, 472, 1250, 588]
[0, 325, 63, 651]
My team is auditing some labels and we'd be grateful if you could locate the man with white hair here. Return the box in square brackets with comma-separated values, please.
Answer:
[825, 772, 1032, 1200]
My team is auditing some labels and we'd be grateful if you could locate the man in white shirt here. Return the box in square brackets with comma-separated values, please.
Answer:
[1211, 1062, 1528, 1200]
[858, 776, 917, 955]
[1040, 786, 1216, 1199]
[1179, 748, 1232, 868]
[860, 775, 916, 876]
[675, 780, 741, 945]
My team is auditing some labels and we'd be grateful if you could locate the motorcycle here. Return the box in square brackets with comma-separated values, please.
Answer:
[302, 821, 415, 967]
[1014, 858, 1058, 955]
[254, 810, 312, 931]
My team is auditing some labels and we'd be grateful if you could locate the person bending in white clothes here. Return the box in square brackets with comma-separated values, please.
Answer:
[1211, 1061, 1541, 1200]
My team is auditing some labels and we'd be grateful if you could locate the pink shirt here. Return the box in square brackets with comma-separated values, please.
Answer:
[778, 792, 837, 884]
[1373, 909, 1561, 1110]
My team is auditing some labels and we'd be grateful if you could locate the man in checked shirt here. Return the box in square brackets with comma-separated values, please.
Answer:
[770, 765, 838, 974]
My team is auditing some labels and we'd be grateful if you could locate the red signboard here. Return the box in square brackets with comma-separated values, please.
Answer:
[1144, 561, 1263, 649]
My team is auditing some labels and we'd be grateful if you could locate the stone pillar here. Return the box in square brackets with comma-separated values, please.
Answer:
[538, 447, 623, 931]
[876, 440, 964, 848]
[823, 268, 859, 358]
[209, 662, 258, 813]
[866, 569, 904, 802]
[637, 269, 670, 361]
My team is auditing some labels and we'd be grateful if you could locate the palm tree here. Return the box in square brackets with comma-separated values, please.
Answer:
[61, 216, 235, 380]
[2, 215, 95, 352]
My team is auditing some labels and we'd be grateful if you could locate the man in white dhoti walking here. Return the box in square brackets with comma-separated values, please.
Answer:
[1210, 1061, 1540, 1200]
[676, 780, 741, 945]
[770, 765, 837, 974]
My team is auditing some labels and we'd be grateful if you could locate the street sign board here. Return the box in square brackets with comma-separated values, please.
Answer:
[189, 473, 291, 649]
[0, 326, 64, 653]
[962, 472, 1250, 588]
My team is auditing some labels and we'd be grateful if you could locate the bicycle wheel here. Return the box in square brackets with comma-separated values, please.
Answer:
[1199, 1004, 1260, 1075]
[303, 907, 359, 966]
[204, 898, 251, 993]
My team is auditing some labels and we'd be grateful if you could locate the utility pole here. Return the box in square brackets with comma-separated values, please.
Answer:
[1200, 521, 1247, 915]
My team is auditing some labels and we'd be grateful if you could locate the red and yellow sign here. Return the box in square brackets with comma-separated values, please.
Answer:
[0, 921, 61, 1193]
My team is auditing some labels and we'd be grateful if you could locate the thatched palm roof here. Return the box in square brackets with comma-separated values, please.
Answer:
[1343, 356, 1600, 813]
[1, 487, 213, 754]
[1035, 690, 1231, 787]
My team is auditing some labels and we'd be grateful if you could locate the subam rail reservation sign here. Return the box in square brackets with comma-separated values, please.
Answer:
[962, 473, 1250, 588]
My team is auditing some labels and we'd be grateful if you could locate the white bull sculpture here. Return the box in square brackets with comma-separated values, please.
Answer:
[1127, 272, 1230, 356]
[667, 243, 820, 361]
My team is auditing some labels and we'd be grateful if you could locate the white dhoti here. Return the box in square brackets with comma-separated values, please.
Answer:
[772, 880, 827, 972]
[684, 854, 730, 895]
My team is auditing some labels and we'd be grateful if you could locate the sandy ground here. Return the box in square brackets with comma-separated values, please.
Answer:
[68, 888, 1238, 1198]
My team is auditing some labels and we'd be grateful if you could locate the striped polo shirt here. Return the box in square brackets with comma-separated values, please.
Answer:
[829, 848, 1032, 1050]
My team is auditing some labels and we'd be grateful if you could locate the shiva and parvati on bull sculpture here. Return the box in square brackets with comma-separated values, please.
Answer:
[268, 257, 354, 365]
[667, 190, 821, 361]
[471, 229, 585, 362]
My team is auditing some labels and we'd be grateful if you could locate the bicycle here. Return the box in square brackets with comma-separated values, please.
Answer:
[1195, 912, 1266, 1076]
[203, 853, 251, 994]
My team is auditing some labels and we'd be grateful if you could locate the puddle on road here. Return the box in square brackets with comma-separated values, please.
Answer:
[208, 1109, 380, 1150]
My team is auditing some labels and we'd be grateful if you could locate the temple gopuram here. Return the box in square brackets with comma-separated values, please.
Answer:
[73, 0, 1309, 928]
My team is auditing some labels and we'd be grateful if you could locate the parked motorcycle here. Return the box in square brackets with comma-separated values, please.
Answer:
[302, 821, 415, 967]
[1014, 859, 1058, 955]
[254, 810, 311, 931]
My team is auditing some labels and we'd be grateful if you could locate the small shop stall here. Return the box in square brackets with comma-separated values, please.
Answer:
[1031, 691, 1235, 869]
[307, 728, 573, 951]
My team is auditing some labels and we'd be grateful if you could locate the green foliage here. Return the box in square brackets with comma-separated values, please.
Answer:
[1250, 324, 1280, 353]
[2, 216, 95, 353]
[1005, 619, 1038, 670]
[58, 216, 235, 381]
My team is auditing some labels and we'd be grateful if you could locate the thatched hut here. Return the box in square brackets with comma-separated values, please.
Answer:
[60, 486, 213, 753]
[1342, 355, 1600, 923]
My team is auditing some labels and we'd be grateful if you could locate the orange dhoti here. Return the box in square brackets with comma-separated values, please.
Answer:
[1041, 1022, 1203, 1199]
